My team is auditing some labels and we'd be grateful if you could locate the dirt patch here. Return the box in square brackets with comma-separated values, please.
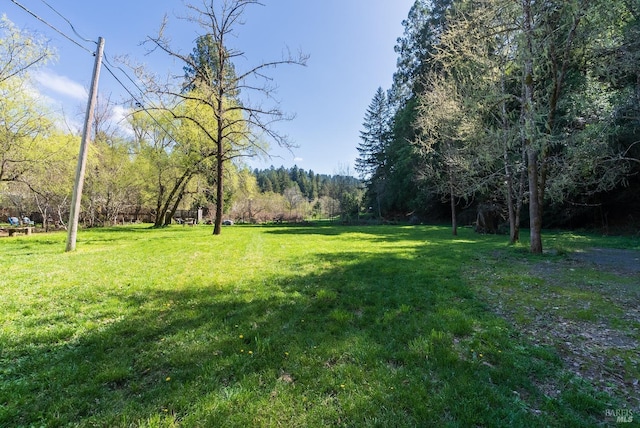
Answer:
[569, 247, 640, 276]
[470, 247, 640, 410]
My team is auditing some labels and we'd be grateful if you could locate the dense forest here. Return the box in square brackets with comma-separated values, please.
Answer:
[1, 0, 639, 251]
[356, 0, 640, 251]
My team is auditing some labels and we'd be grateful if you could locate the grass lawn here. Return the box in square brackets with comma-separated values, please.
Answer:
[0, 224, 638, 427]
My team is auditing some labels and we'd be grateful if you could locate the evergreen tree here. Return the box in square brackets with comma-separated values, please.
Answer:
[377, 0, 455, 218]
[392, 0, 454, 100]
[356, 87, 392, 216]
[183, 34, 238, 97]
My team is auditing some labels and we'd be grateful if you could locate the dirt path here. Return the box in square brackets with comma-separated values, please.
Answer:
[470, 247, 640, 412]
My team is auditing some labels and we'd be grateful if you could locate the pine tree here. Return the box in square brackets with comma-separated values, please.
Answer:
[377, 0, 455, 217]
[356, 87, 392, 217]
[392, 0, 454, 101]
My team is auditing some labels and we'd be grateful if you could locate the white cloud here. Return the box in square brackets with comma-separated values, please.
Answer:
[112, 104, 134, 136]
[294, 157, 304, 162]
[33, 69, 87, 101]
[112, 104, 128, 124]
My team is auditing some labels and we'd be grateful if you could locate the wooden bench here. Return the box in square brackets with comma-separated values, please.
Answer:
[7, 227, 32, 237]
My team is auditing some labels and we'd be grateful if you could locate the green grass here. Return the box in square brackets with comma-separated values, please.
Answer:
[0, 224, 636, 427]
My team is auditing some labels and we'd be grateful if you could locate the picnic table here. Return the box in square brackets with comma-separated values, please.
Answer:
[7, 227, 32, 236]
[174, 217, 196, 226]
[3, 217, 33, 236]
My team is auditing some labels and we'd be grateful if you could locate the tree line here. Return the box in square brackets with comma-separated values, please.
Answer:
[254, 166, 359, 200]
[247, 166, 363, 223]
[356, 0, 640, 252]
[3, 0, 638, 250]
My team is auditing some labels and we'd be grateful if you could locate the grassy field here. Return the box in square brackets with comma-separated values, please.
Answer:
[0, 224, 638, 427]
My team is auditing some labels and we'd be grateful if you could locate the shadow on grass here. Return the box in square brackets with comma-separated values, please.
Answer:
[263, 223, 450, 235]
[1, 232, 615, 427]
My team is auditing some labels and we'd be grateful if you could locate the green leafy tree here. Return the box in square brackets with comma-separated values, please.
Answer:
[83, 95, 139, 226]
[0, 77, 54, 183]
[226, 167, 259, 222]
[18, 131, 77, 230]
[0, 17, 55, 184]
[518, 0, 612, 252]
[427, 0, 525, 242]
[0, 16, 54, 83]
[415, 74, 485, 235]
[129, 106, 200, 227]
[424, 0, 636, 247]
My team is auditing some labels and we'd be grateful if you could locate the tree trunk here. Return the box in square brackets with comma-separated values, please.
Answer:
[501, 74, 519, 244]
[213, 44, 225, 236]
[155, 172, 192, 228]
[504, 144, 525, 246]
[449, 169, 457, 236]
[521, 0, 543, 254]
[153, 183, 165, 227]
[505, 151, 518, 244]
[515, 150, 527, 243]
[41, 206, 50, 232]
[164, 181, 189, 226]
[213, 153, 224, 235]
[527, 149, 542, 253]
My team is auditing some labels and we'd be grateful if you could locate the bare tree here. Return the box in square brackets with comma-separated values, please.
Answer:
[143, 0, 307, 234]
[283, 184, 304, 219]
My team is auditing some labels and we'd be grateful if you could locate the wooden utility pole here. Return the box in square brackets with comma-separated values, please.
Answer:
[65, 37, 105, 252]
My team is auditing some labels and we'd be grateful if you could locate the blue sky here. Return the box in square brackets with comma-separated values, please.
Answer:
[5, 1, 413, 175]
